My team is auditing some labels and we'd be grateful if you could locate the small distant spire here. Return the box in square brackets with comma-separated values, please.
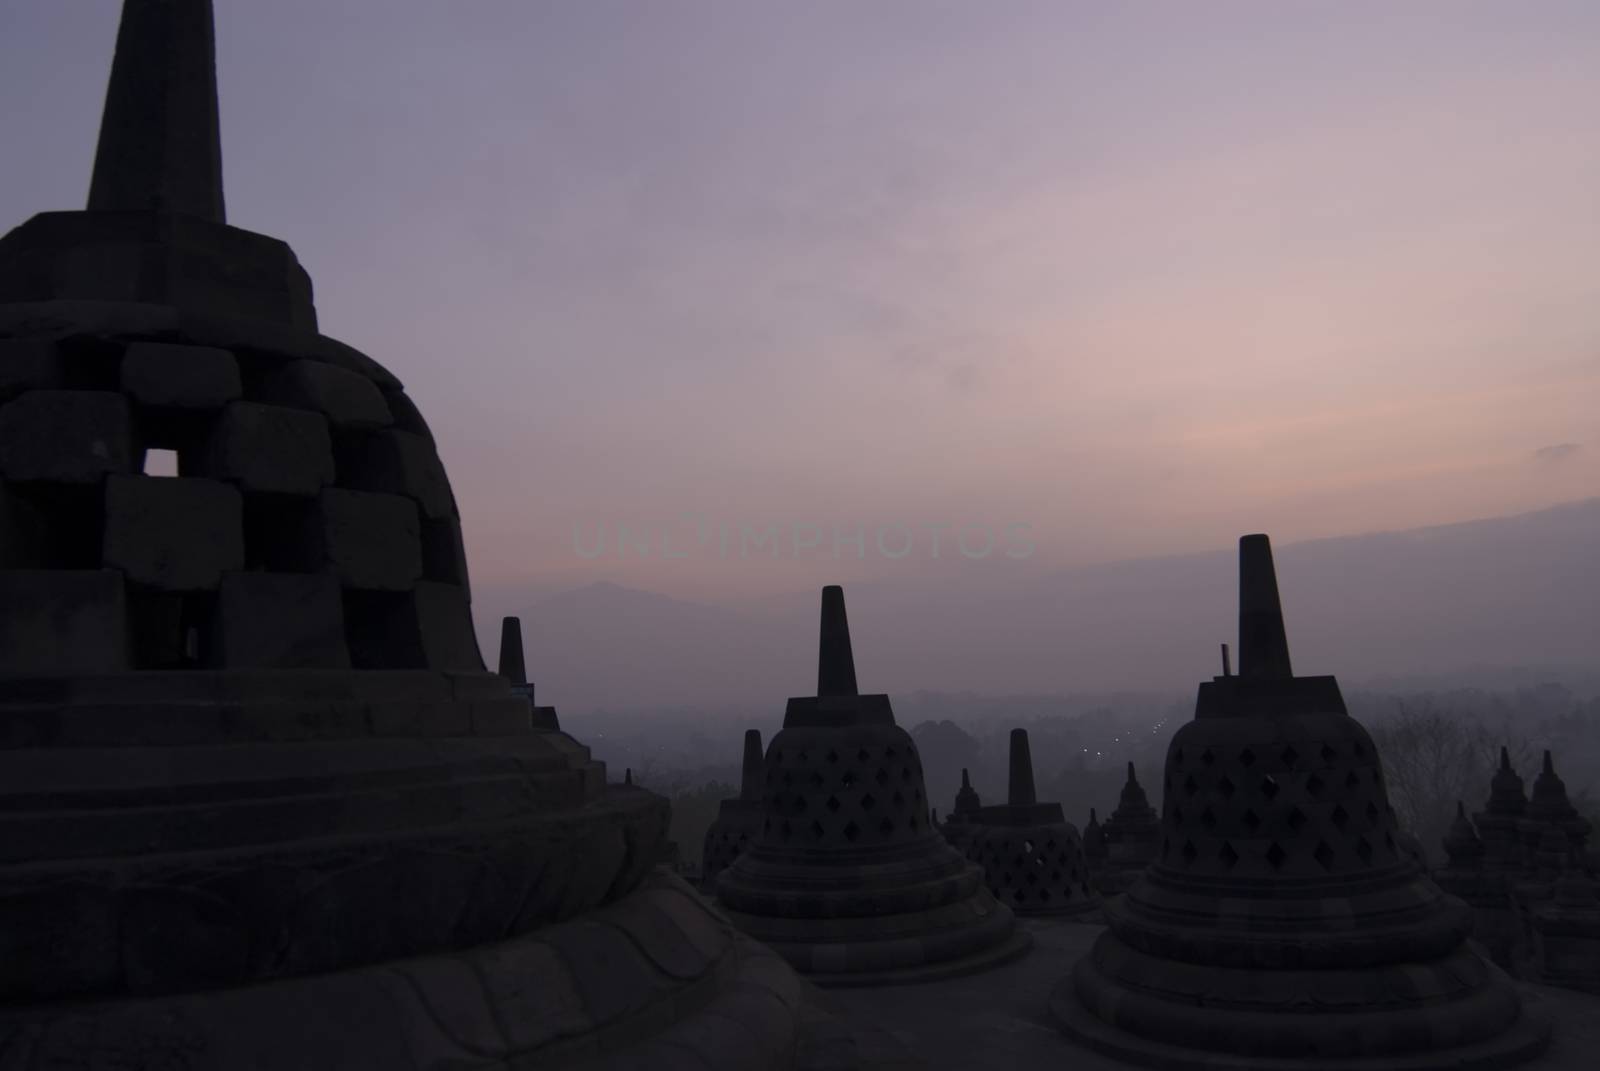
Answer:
[88, 0, 226, 222]
[1220, 643, 1232, 677]
[1126, 761, 1137, 785]
[1090, 807, 1098, 822]
[1008, 728, 1037, 807]
[1543, 749, 1555, 776]
[817, 585, 859, 697]
[961, 768, 972, 789]
[497, 617, 527, 684]
[1500, 746, 1512, 772]
[624, 767, 633, 786]
[1238, 534, 1293, 680]
[739, 729, 764, 802]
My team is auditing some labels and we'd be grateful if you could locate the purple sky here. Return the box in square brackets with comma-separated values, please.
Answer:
[3, 1, 1596, 606]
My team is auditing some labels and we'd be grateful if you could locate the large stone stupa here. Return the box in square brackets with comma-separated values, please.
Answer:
[716, 585, 1031, 984]
[1051, 535, 1551, 1069]
[0, 4, 863, 1067]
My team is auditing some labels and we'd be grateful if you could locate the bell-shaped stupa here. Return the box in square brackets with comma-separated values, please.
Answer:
[1097, 762, 1161, 893]
[939, 767, 986, 853]
[963, 729, 1099, 916]
[701, 728, 769, 892]
[716, 585, 1031, 984]
[1051, 535, 1550, 1069]
[0, 4, 857, 1066]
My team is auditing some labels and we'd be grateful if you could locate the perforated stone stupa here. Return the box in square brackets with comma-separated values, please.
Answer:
[716, 585, 1031, 984]
[962, 729, 1098, 917]
[702, 728, 768, 893]
[0, 4, 862, 1067]
[1051, 534, 1551, 1070]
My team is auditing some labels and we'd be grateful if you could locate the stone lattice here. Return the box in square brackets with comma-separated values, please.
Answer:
[1051, 534, 1550, 1070]
[716, 585, 1030, 985]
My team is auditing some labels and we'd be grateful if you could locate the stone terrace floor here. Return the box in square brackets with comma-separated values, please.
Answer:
[810, 917, 1600, 1071]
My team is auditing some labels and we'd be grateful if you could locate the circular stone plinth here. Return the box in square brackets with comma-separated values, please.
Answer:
[800, 925, 1034, 989]
[1049, 960, 1553, 1071]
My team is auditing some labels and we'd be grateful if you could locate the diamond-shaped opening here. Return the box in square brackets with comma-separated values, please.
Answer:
[810, 820, 825, 840]
[1314, 840, 1335, 870]
[1281, 745, 1299, 766]
[1201, 747, 1216, 767]
[809, 771, 824, 788]
[1219, 841, 1239, 868]
[826, 795, 842, 813]
[1218, 775, 1236, 799]
[1239, 747, 1256, 768]
[1345, 771, 1360, 788]
[884, 745, 897, 758]
[843, 820, 860, 842]
[861, 793, 876, 811]
[1174, 747, 1185, 764]
[1183, 774, 1200, 797]
[1331, 804, 1349, 829]
[826, 748, 839, 764]
[875, 768, 890, 787]
[879, 817, 894, 835]
[1287, 806, 1307, 831]
[1320, 744, 1336, 762]
[857, 748, 871, 762]
[797, 750, 809, 762]
[1181, 840, 1198, 864]
[793, 796, 808, 814]
[783, 772, 795, 787]
[1200, 807, 1217, 829]
[842, 771, 855, 788]
[1243, 808, 1261, 831]
[1306, 773, 1325, 797]
[1266, 841, 1287, 869]
[1260, 774, 1280, 800]
[1356, 836, 1373, 863]
[1365, 801, 1379, 822]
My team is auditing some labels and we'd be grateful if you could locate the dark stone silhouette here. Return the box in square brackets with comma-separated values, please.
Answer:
[717, 585, 1031, 984]
[701, 728, 768, 892]
[0, 4, 861, 1067]
[1051, 534, 1550, 1069]
[496, 614, 558, 729]
[1093, 762, 1161, 894]
[960, 729, 1099, 917]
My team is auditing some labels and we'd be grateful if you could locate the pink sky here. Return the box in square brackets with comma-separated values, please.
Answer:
[3, 1, 1595, 605]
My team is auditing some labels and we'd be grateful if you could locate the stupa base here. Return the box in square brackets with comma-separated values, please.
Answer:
[0, 871, 879, 1071]
[1049, 955, 1552, 1071]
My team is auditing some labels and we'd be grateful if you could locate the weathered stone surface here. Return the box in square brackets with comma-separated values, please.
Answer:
[0, 338, 62, 400]
[319, 488, 419, 590]
[200, 400, 333, 494]
[265, 359, 392, 429]
[0, 389, 132, 483]
[414, 580, 481, 672]
[212, 571, 349, 669]
[102, 474, 242, 590]
[0, 483, 43, 567]
[334, 429, 453, 519]
[120, 341, 240, 408]
[0, 569, 128, 674]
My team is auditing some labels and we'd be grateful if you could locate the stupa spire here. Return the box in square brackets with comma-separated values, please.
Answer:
[88, 0, 226, 221]
[1237, 534, 1293, 679]
[816, 585, 859, 697]
[497, 617, 527, 684]
[739, 729, 764, 802]
[1008, 728, 1038, 807]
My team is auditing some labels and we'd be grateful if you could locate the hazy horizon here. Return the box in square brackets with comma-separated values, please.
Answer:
[3, 1, 1597, 607]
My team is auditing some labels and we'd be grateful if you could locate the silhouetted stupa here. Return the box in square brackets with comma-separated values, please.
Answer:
[1096, 762, 1161, 894]
[702, 728, 768, 892]
[1051, 535, 1550, 1069]
[0, 4, 858, 1066]
[716, 585, 1030, 984]
[963, 729, 1098, 916]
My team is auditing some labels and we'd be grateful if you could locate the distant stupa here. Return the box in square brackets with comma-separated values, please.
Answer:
[701, 728, 768, 892]
[1051, 535, 1550, 1068]
[716, 585, 1031, 984]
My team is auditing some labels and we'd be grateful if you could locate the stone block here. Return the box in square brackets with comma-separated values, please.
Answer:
[337, 430, 454, 520]
[0, 483, 43, 567]
[200, 401, 334, 495]
[320, 488, 420, 590]
[102, 475, 243, 590]
[0, 569, 128, 674]
[384, 388, 433, 440]
[120, 341, 241, 408]
[0, 389, 132, 483]
[421, 517, 471, 586]
[415, 581, 483, 672]
[212, 571, 350, 669]
[0, 338, 63, 401]
[265, 359, 392, 429]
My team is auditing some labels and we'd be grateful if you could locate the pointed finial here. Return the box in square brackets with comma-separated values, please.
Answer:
[1238, 534, 1293, 679]
[1500, 746, 1512, 772]
[89, 0, 226, 222]
[1543, 749, 1555, 776]
[497, 617, 527, 684]
[739, 729, 764, 802]
[961, 768, 972, 789]
[931, 807, 939, 824]
[1457, 800, 1467, 819]
[1008, 728, 1037, 807]
[1090, 807, 1098, 821]
[817, 585, 859, 697]
[1126, 761, 1137, 785]
[1220, 643, 1232, 676]
[624, 767, 633, 786]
